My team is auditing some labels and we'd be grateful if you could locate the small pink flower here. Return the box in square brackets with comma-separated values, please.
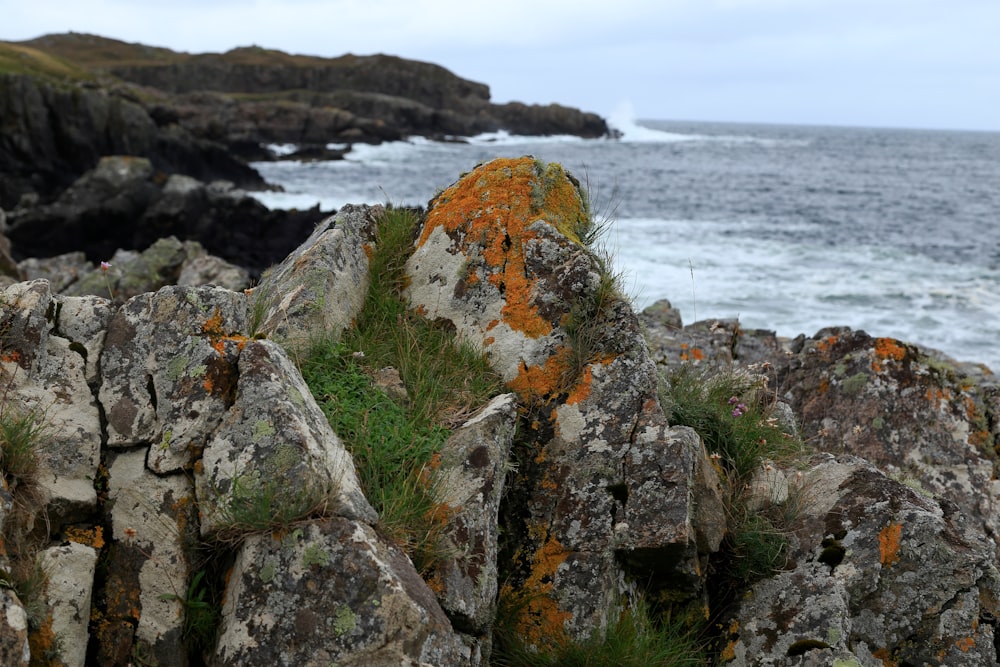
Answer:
[100, 261, 112, 272]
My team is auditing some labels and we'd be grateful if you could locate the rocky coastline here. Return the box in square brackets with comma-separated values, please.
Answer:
[2, 32, 999, 667]
[0, 155, 998, 666]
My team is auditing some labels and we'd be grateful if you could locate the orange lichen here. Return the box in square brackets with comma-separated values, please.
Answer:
[878, 522, 903, 567]
[66, 525, 105, 549]
[872, 338, 906, 372]
[28, 612, 57, 665]
[0, 350, 21, 364]
[513, 535, 573, 648]
[955, 636, 976, 652]
[419, 157, 586, 340]
[202, 308, 249, 355]
[565, 365, 595, 405]
[815, 335, 839, 354]
[508, 349, 572, 401]
[872, 648, 898, 667]
[818, 378, 830, 394]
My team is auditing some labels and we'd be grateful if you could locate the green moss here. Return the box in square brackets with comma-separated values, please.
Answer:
[333, 606, 356, 637]
[259, 560, 276, 583]
[166, 355, 190, 381]
[872, 416, 885, 430]
[252, 420, 276, 441]
[842, 372, 868, 395]
[302, 543, 329, 567]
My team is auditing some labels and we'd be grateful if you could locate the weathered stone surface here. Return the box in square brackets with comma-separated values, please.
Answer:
[214, 517, 470, 666]
[406, 157, 720, 644]
[0, 280, 103, 523]
[38, 541, 98, 667]
[0, 589, 29, 667]
[99, 285, 247, 472]
[720, 455, 1000, 666]
[779, 328, 1000, 555]
[102, 447, 196, 667]
[252, 203, 379, 351]
[428, 393, 518, 634]
[18, 252, 90, 293]
[195, 338, 375, 536]
[177, 254, 250, 291]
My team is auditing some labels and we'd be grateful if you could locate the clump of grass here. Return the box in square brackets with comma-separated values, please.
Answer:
[299, 206, 504, 572]
[0, 404, 47, 492]
[158, 570, 219, 654]
[659, 363, 805, 586]
[0, 402, 52, 633]
[492, 591, 705, 667]
[209, 473, 332, 547]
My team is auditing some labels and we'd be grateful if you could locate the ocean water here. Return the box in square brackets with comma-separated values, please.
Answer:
[250, 115, 1000, 371]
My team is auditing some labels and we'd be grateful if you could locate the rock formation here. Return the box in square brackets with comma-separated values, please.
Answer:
[0, 160, 998, 666]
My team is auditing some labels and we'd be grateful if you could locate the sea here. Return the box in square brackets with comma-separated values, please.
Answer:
[249, 112, 1000, 372]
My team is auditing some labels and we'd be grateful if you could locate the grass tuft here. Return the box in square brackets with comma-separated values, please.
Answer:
[299, 206, 503, 572]
[492, 591, 704, 667]
[659, 363, 806, 586]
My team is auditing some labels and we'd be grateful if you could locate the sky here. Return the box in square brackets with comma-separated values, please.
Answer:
[3, 0, 999, 132]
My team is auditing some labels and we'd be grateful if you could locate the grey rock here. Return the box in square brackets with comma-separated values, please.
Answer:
[251, 204, 379, 352]
[428, 393, 518, 635]
[214, 517, 470, 666]
[722, 455, 1000, 666]
[195, 338, 375, 537]
[38, 542, 98, 667]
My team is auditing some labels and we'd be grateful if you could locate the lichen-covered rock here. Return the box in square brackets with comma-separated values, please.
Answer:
[214, 517, 470, 666]
[101, 448, 197, 667]
[0, 589, 29, 667]
[99, 284, 248, 473]
[64, 236, 212, 302]
[18, 252, 92, 294]
[427, 393, 518, 639]
[0, 280, 103, 524]
[177, 254, 250, 291]
[721, 455, 1000, 666]
[38, 541, 98, 667]
[779, 328, 1000, 555]
[406, 157, 721, 645]
[251, 203, 379, 351]
[195, 338, 375, 536]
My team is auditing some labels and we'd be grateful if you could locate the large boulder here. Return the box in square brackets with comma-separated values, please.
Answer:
[4, 156, 326, 275]
[214, 517, 470, 666]
[779, 328, 1000, 557]
[250, 204, 380, 352]
[405, 156, 724, 644]
[720, 455, 1000, 666]
[0, 280, 106, 525]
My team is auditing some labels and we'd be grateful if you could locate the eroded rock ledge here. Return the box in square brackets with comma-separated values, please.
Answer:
[0, 159, 998, 666]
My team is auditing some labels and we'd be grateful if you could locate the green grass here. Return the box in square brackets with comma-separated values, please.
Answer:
[299, 206, 504, 572]
[492, 593, 705, 667]
[659, 364, 806, 587]
[209, 473, 332, 546]
[0, 405, 46, 491]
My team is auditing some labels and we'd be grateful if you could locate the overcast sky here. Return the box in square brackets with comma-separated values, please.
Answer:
[4, 0, 999, 132]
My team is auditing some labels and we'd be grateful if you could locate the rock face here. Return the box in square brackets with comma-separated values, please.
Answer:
[405, 157, 724, 644]
[4, 156, 326, 275]
[721, 455, 1000, 666]
[3, 163, 1000, 665]
[0, 71, 264, 209]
